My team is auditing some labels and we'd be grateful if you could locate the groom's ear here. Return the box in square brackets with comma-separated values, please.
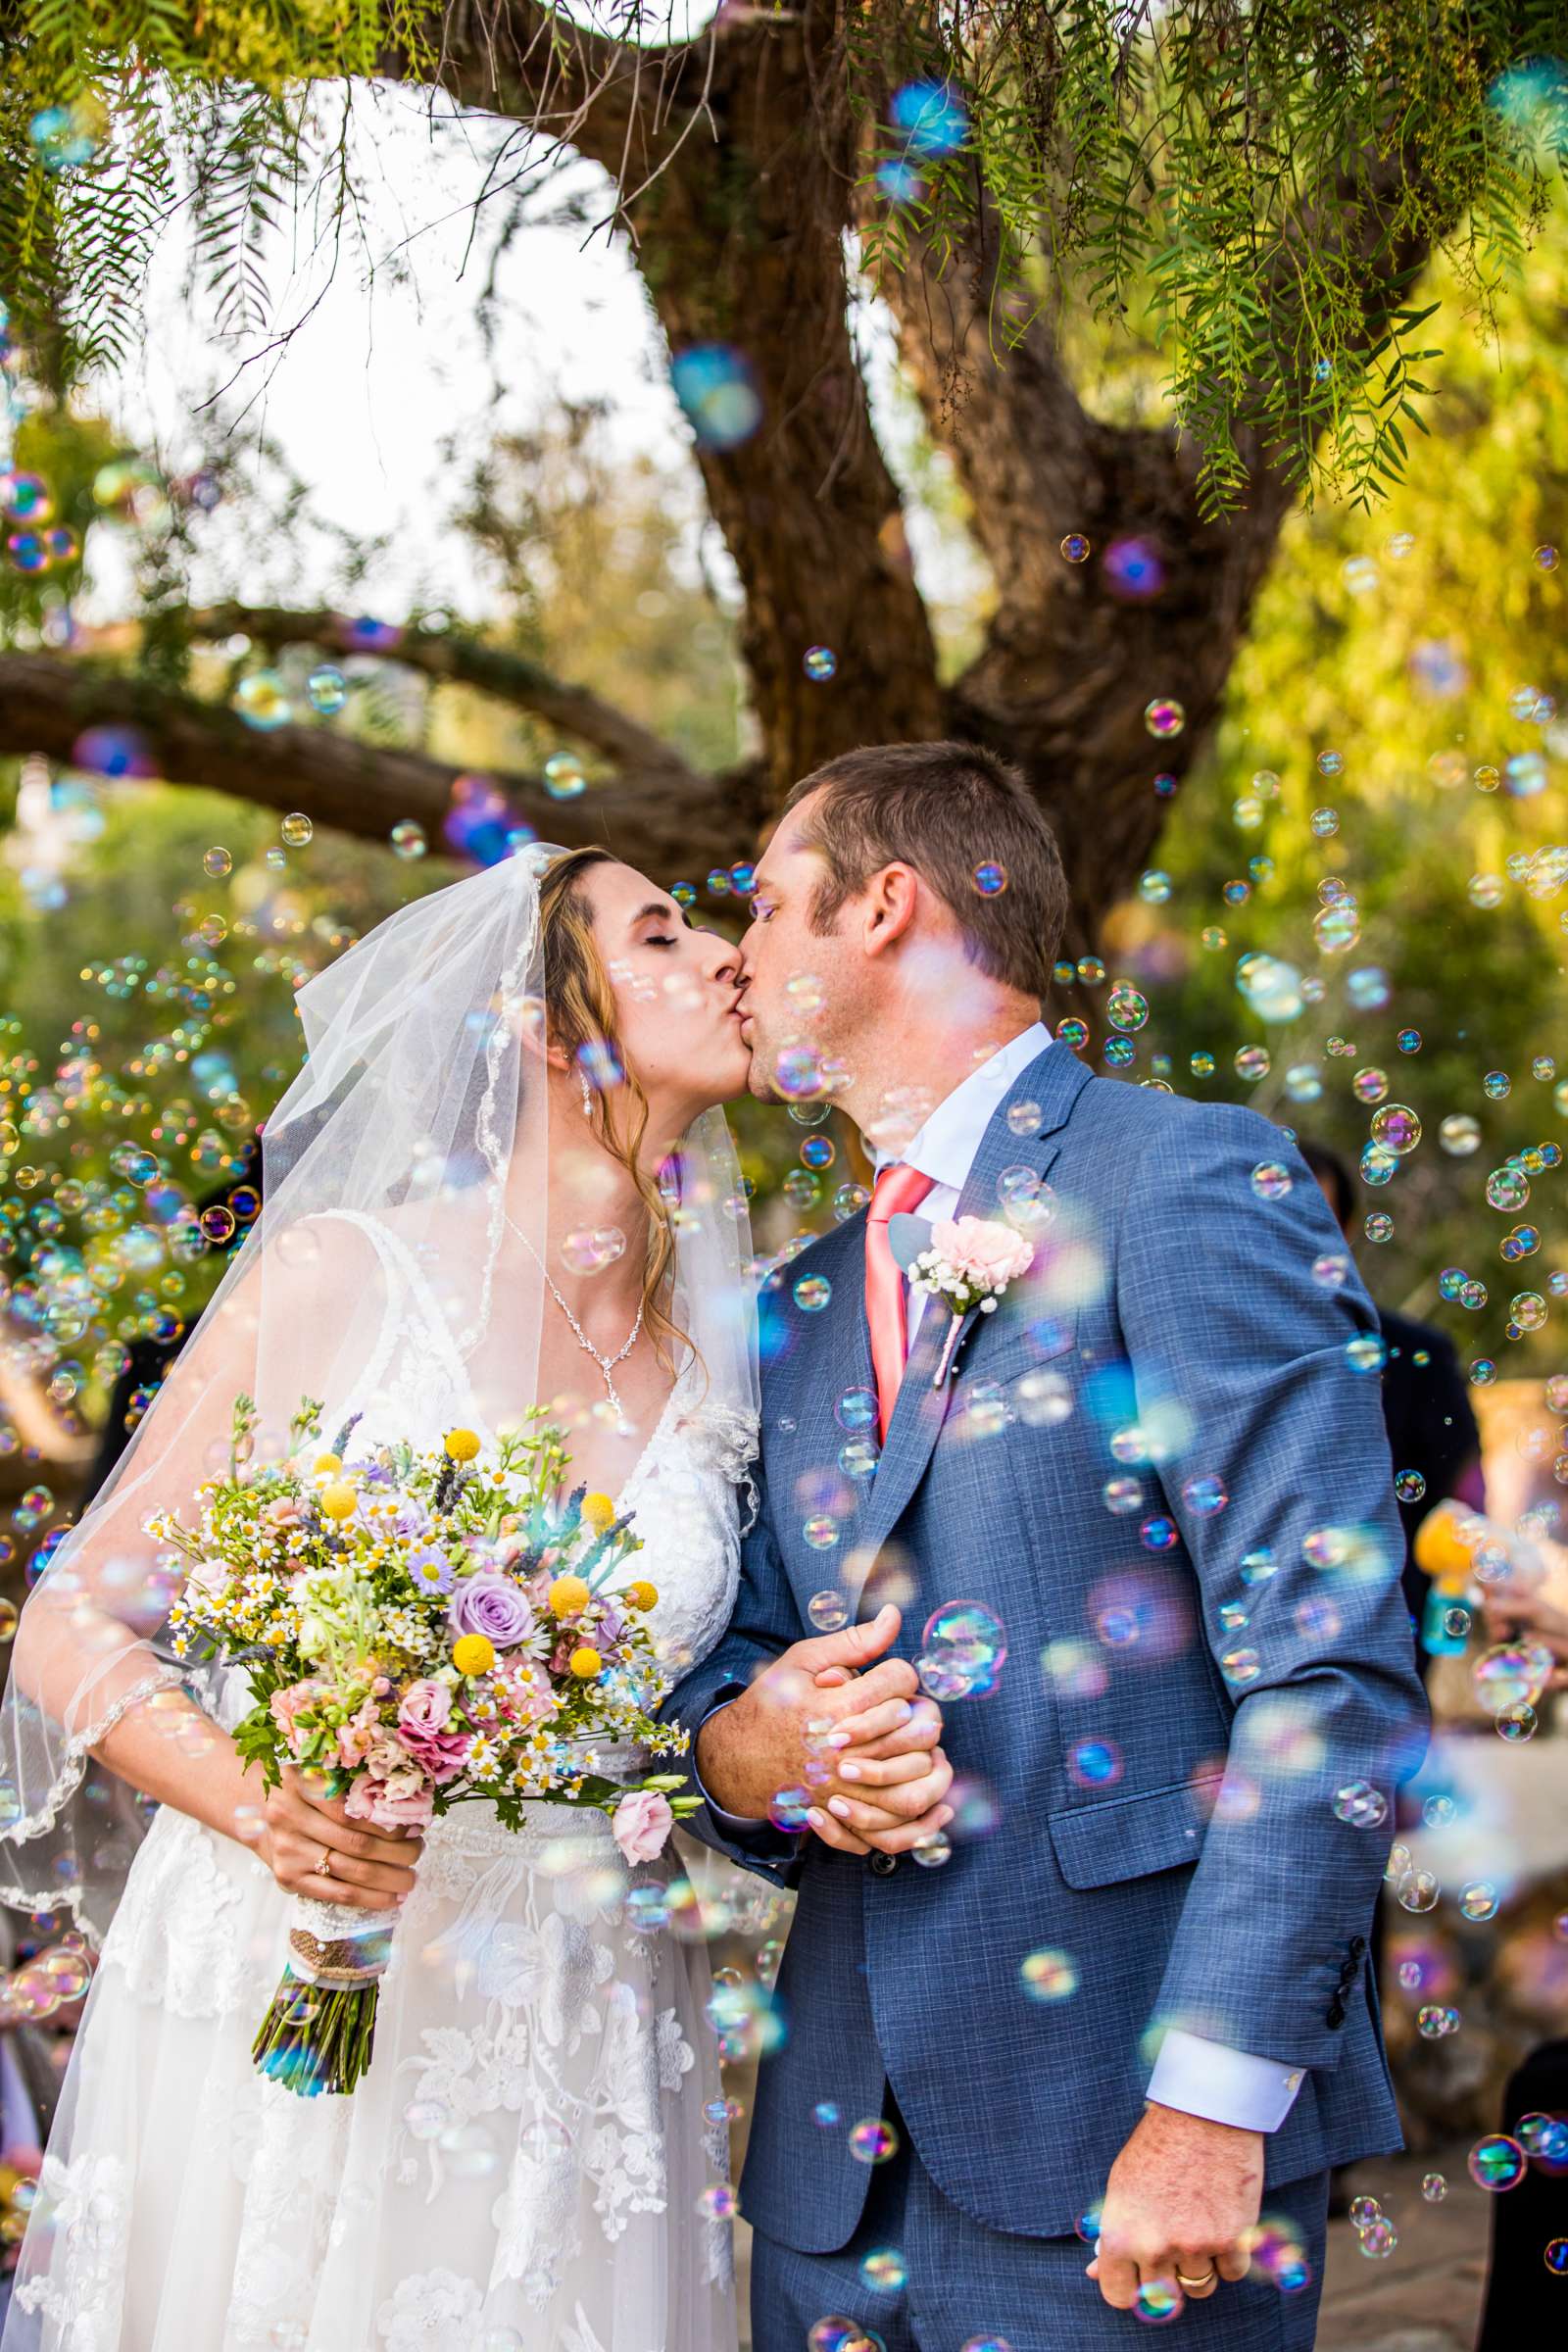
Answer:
[861, 863, 920, 959]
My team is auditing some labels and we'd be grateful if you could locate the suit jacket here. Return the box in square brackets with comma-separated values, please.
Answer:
[669, 1045, 1428, 2252]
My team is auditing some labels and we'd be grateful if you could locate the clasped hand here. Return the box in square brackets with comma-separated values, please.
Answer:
[694, 1603, 954, 1858]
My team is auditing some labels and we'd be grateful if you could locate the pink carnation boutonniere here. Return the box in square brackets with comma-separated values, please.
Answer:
[907, 1214, 1035, 1386]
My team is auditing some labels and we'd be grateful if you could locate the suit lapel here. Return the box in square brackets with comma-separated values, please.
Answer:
[846, 1043, 1093, 1605]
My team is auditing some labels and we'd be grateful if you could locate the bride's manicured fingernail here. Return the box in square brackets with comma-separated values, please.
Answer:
[838, 1762, 862, 1782]
[824, 1731, 851, 1748]
[806, 1807, 827, 1829]
[827, 1796, 853, 1820]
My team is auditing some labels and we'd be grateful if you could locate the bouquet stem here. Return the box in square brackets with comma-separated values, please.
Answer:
[252, 1898, 398, 2098]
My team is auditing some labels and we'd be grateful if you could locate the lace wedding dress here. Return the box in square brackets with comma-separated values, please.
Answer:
[3, 1211, 746, 2352]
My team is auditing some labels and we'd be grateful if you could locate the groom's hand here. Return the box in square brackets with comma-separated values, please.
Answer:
[694, 1605, 952, 1853]
[1088, 2104, 1262, 2313]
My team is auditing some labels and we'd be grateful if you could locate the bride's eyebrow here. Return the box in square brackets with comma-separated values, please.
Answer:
[631, 900, 678, 926]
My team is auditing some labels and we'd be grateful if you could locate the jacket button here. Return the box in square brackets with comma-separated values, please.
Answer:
[1326, 1998, 1347, 2030]
[868, 1851, 898, 1877]
[1348, 1935, 1367, 1958]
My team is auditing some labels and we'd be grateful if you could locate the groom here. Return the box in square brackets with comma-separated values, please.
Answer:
[672, 741, 1427, 2349]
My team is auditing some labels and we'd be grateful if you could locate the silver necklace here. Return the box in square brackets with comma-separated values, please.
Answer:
[504, 1208, 643, 1421]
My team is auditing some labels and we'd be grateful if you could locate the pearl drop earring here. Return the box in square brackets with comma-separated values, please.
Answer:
[579, 1066, 595, 1118]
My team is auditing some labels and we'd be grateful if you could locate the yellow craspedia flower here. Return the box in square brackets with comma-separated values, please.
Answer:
[452, 1633, 496, 1677]
[319, 1482, 358, 1521]
[581, 1492, 616, 1534]
[568, 1644, 602, 1679]
[313, 1452, 341, 1478]
[444, 1428, 481, 1463]
[624, 1580, 659, 1613]
[549, 1573, 591, 1618]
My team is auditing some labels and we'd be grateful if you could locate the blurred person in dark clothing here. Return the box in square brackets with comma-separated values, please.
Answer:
[1298, 1139, 1486, 1654]
[1470, 1567, 1568, 2342]
[85, 1139, 264, 1499]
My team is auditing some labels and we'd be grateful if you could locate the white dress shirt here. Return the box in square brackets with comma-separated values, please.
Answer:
[711, 1020, 1304, 2135]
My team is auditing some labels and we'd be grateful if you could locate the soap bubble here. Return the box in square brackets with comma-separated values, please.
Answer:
[808, 1591, 849, 1633]
[916, 1599, 1006, 1699]
[1144, 698, 1185, 738]
[1371, 1105, 1421, 1154]
[1059, 533, 1091, 562]
[1468, 2134, 1526, 2192]
[307, 665, 346, 714]
[1020, 1948, 1078, 2001]
[803, 646, 838, 682]
[233, 672, 290, 729]
[543, 753, 587, 800]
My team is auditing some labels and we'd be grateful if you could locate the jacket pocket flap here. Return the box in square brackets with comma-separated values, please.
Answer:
[1048, 1777, 1222, 1891]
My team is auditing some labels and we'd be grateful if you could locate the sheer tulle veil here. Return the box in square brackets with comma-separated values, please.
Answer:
[0, 842, 759, 1942]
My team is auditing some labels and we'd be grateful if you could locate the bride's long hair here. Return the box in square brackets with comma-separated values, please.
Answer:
[538, 848, 685, 1376]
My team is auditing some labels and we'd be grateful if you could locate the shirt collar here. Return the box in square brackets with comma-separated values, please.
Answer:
[875, 1019, 1054, 1191]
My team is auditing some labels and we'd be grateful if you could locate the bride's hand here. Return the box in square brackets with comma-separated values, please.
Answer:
[254, 1766, 424, 1912]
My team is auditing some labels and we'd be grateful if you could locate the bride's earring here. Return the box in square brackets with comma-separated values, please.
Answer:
[579, 1066, 595, 1118]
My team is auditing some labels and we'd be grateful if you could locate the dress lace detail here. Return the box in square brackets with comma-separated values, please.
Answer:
[3, 1207, 743, 2352]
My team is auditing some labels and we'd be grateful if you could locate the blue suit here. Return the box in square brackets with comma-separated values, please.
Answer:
[670, 1046, 1428, 2346]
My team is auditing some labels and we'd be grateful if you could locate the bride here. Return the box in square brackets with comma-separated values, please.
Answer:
[0, 844, 761, 2351]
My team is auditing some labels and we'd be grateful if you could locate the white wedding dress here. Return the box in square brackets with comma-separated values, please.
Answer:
[4, 1211, 746, 2352]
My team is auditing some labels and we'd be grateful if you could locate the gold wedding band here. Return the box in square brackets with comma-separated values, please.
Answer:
[318, 1847, 333, 1878]
[1174, 2265, 1215, 2290]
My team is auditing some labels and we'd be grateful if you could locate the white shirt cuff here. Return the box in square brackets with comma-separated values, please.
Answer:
[693, 1698, 773, 1832]
[1147, 2029, 1305, 2132]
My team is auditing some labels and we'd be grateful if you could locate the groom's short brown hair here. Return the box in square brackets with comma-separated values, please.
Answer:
[785, 740, 1067, 1002]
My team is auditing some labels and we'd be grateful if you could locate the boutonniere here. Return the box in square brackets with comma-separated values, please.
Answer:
[897, 1213, 1036, 1386]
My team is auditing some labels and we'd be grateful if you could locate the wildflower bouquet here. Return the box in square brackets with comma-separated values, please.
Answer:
[151, 1395, 696, 2097]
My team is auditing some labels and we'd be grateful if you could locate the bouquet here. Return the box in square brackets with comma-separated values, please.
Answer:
[151, 1394, 697, 2097]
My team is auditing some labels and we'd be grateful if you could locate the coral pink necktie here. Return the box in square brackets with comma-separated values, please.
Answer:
[865, 1162, 935, 1444]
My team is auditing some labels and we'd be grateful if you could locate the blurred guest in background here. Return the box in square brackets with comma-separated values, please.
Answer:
[1472, 1567, 1568, 2343]
[1299, 1139, 1486, 1661]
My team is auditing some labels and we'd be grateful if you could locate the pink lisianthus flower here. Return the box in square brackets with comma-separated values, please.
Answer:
[269, 1679, 323, 1758]
[394, 1722, 472, 1785]
[345, 1771, 433, 1836]
[929, 1215, 1034, 1288]
[334, 1696, 382, 1770]
[612, 1788, 673, 1865]
[262, 1495, 303, 1529]
[365, 1735, 408, 1781]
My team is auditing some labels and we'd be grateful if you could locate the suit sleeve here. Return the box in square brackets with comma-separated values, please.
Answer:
[662, 1475, 806, 1886]
[1115, 1102, 1429, 2073]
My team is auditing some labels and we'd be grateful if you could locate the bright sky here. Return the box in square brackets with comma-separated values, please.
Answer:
[83, 61, 976, 630]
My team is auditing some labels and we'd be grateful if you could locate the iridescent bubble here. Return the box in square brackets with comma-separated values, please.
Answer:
[1103, 536, 1165, 599]
[306, 665, 346, 714]
[1484, 1070, 1511, 1101]
[1140, 870, 1172, 904]
[1251, 1161, 1293, 1200]
[1459, 1881, 1499, 1922]
[1235, 1045, 1271, 1083]
[1371, 1104, 1421, 1155]
[1144, 698, 1185, 738]
[1019, 1947, 1078, 2002]
[1422, 2173, 1447, 2202]
[1310, 807, 1340, 837]
[767, 1786, 811, 1833]
[808, 1591, 849, 1633]
[858, 2248, 906, 2292]
[1134, 2278, 1184, 2324]
[836, 1388, 877, 1431]
[916, 1598, 1006, 1699]
[1318, 749, 1346, 776]
[1365, 1212, 1394, 1243]
[794, 1275, 832, 1313]
[671, 343, 762, 451]
[1393, 1470, 1427, 1503]
[1396, 1868, 1441, 1913]
[233, 672, 291, 730]
[848, 2118, 900, 2165]
[1468, 2134, 1526, 2192]
[1396, 1028, 1422, 1054]
[280, 810, 314, 848]
[889, 77, 969, 154]
[562, 1226, 625, 1274]
[1313, 900, 1361, 954]
[1440, 1114, 1482, 1156]
[543, 752, 587, 800]
[1060, 533, 1092, 563]
[1236, 954, 1303, 1023]
[973, 861, 1007, 897]
[390, 820, 426, 859]
[1333, 1782, 1389, 1828]
[1106, 983, 1149, 1031]
[802, 645, 838, 683]
[1473, 1641, 1554, 1713]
